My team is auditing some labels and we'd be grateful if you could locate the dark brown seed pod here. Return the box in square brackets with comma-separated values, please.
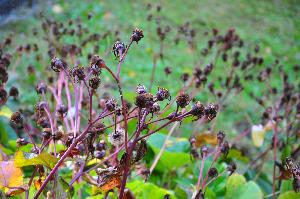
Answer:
[208, 167, 218, 178]
[200, 145, 208, 158]
[16, 138, 29, 147]
[90, 55, 104, 75]
[164, 67, 172, 75]
[9, 86, 19, 99]
[227, 161, 237, 175]
[131, 28, 144, 43]
[112, 41, 126, 59]
[136, 84, 147, 94]
[156, 87, 170, 101]
[10, 111, 24, 129]
[56, 104, 68, 117]
[71, 66, 86, 81]
[0, 66, 8, 85]
[135, 93, 154, 108]
[0, 88, 8, 106]
[36, 82, 47, 95]
[150, 102, 160, 114]
[176, 92, 190, 108]
[221, 141, 230, 157]
[105, 99, 118, 112]
[217, 131, 225, 144]
[50, 57, 67, 72]
[204, 103, 218, 121]
[89, 76, 101, 90]
[191, 101, 205, 118]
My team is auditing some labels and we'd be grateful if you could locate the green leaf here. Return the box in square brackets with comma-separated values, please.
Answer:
[0, 106, 13, 118]
[227, 149, 250, 163]
[281, 180, 294, 193]
[147, 133, 190, 172]
[14, 151, 58, 169]
[225, 173, 263, 199]
[127, 180, 177, 199]
[278, 191, 300, 199]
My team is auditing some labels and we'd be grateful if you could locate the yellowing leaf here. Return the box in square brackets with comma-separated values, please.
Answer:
[99, 175, 121, 192]
[0, 161, 23, 188]
[14, 151, 58, 169]
[0, 106, 13, 118]
[195, 132, 218, 147]
[251, 124, 266, 147]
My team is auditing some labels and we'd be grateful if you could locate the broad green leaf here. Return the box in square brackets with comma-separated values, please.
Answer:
[278, 191, 300, 199]
[280, 180, 293, 193]
[227, 149, 250, 163]
[147, 133, 190, 172]
[225, 173, 263, 199]
[14, 151, 58, 169]
[127, 180, 177, 199]
[0, 107, 12, 118]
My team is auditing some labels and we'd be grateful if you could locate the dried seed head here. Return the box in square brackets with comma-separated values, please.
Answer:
[105, 99, 118, 112]
[112, 41, 126, 58]
[156, 87, 170, 101]
[204, 103, 218, 121]
[10, 111, 24, 129]
[217, 131, 225, 144]
[0, 66, 8, 85]
[50, 57, 67, 72]
[9, 86, 19, 99]
[37, 117, 50, 128]
[95, 140, 107, 151]
[36, 82, 47, 95]
[42, 128, 51, 139]
[176, 92, 190, 108]
[208, 167, 218, 178]
[135, 93, 154, 108]
[181, 73, 190, 82]
[200, 145, 208, 158]
[221, 141, 230, 157]
[150, 102, 160, 114]
[191, 101, 205, 118]
[164, 67, 172, 75]
[204, 63, 213, 75]
[90, 55, 104, 75]
[131, 28, 144, 43]
[0, 88, 8, 106]
[227, 161, 237, 175]
[89, 76, 101, 89]
[94, 150, 106, 159]
[109, 128, 125, 146]
[136, 84, 147, 94]
[71, 66, 86, 81]
[16, 138, 29, 147]
[56, 104, 68, 117]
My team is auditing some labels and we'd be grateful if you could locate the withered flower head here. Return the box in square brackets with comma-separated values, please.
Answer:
[208, 167, 218, 178]
[36, 82, 47, 95]
[94, 150, 106, 159]
[0, 66, 8, 85]
[112, 41, 126, 59]
[71, 66, 86, 82]
[89, 76, 101, 90]
[221, 140, 230, 157]
[50, 57, 67, 72]
[156, 87, 170, 101]
[56, 104, 68, 117]
[191, 101, 205, 118]
[109, 128, 125, 146]
[136, 84, 147, 94]
[164, 67, 172, 75]
[131, 28, 144, 43]
[176, 92, 190, 108]
[150, 102, 160, 114]
[105, 98, 118, 112]
[16, 138, 29, 147]
[227, 161, 237, 175]
[200, 145, 208, 158]
[204, 103, 218, 121]
[9, 86, 19, 99]
[95, 140, 107, 151]
[0, 88, 8, 106]
[10, 111, 24, 129]
[135, 93, 154, 108]
[90, 55, 104, 75]
[217, 131, 225, 144]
